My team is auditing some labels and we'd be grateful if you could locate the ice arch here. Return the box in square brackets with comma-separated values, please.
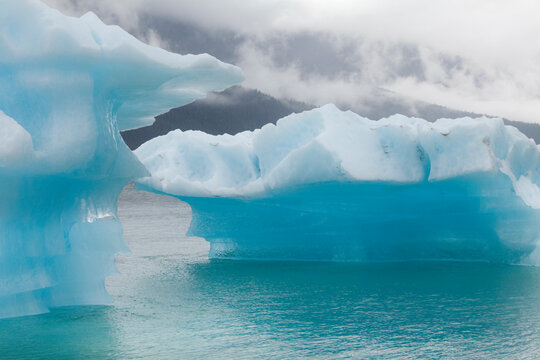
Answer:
[0, 0, 243, 318]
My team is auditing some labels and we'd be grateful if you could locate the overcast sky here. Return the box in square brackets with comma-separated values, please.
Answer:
[43, 0, 540, 123]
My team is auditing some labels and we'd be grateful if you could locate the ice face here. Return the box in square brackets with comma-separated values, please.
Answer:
[136, 104, 540, 264]
[0, 0, 242, 318]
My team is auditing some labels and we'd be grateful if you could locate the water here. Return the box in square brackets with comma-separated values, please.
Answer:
[1, 185, 540, 359]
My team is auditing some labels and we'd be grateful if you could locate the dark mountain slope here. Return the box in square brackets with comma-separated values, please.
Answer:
[121, 86, 312, 149]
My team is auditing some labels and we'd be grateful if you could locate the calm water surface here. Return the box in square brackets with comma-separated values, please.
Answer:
[1, 185, 540, 359]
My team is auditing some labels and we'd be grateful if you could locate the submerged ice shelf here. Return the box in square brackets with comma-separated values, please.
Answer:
[136, 105, 540, 264]
[0, 0, 242, 318]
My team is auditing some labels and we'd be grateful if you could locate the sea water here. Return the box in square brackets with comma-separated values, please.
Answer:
[1, 185, 540, 359]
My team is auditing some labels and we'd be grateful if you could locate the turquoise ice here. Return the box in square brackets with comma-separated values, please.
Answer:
[0, 0, 243, 318]
[136, 105, 540, 264]
[3, 0, 540, 322]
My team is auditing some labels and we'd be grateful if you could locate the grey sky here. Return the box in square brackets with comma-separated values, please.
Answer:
[43, 0, 540, 123]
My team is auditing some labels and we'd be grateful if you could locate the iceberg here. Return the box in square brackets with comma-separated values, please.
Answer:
[0, 0, 242, 318]
[136, 105, 540, 264]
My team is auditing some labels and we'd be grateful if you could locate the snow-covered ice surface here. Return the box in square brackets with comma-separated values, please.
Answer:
[0, 0, 242, 319]
[136, 105, 540, 264]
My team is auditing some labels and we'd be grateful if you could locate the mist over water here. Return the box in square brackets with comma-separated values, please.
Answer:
[1, 185, 540, 359]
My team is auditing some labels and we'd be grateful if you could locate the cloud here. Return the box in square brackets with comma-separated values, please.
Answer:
[42, 0, 540, 123]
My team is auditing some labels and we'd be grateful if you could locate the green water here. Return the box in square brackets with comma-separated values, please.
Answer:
[1, 186, 539, 359]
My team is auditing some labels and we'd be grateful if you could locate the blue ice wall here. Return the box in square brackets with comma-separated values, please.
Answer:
[0, 0, 243, 318]
[136, 105, 540, 265]
[178, 178, 540, 263]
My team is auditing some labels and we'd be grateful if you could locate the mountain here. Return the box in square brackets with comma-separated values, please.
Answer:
[121, 86, 540, 149]
[121, 86, 312, 149]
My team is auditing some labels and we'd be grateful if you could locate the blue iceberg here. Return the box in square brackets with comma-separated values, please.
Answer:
[0, 0, 243, 318]
[136, 105, 540, 265]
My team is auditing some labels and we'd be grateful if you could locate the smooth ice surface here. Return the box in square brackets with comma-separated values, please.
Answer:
[0, 0, 242, 318]
[136, 105, 540, 264]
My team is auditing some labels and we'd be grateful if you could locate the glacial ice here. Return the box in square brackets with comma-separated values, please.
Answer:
[0, 0, 242, 318]
[136, 104, 540, 264]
